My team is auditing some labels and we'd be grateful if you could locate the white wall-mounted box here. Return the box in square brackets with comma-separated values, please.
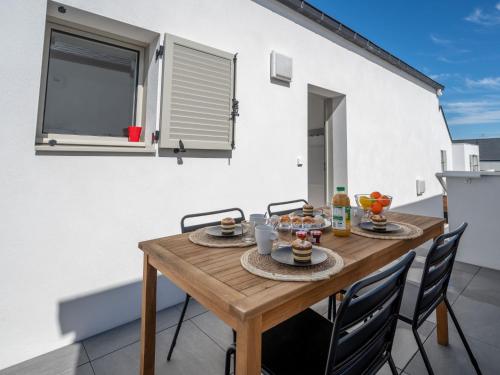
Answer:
[270, 51, 292, 82]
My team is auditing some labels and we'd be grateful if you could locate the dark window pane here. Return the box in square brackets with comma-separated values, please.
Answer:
[43, 30, 139, 137]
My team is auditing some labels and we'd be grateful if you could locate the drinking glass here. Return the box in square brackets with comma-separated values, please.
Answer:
[241, 221, 255, 244]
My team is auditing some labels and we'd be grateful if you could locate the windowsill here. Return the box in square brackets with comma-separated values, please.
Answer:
[35, 143, 156, 154]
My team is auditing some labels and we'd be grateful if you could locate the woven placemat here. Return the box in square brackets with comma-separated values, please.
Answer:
[351, 221, 423, 240]
[241, 246, 344, 281]
[189, 228, 256, 248]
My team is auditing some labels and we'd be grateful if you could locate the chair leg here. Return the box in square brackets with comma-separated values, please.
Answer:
[225, 344, 236, 375]
[388, 355, 398, 375]
[412, 327, 435, 375]
[328, 294, 337, 321]
[167, 294, 191, 361]
[444, 298, 482, 375]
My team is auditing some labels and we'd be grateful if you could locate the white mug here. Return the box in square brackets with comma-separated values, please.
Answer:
[249, 213, 267, 226]
[255, 224, 278, 255]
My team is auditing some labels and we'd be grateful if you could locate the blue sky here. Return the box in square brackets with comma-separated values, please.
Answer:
[308, 0, 500, 140]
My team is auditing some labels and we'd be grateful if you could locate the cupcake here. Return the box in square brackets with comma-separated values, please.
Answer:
[291, 216, 303, 227]
[280, 215, 291, 224]
[220, 217, 236, 234]
[371, 214, 387, 231]
[302, 216, 314, 228]
[292, 239, 313, 263]
[303, 204, 314, 217]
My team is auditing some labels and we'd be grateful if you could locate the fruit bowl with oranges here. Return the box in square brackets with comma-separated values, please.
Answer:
[355, 192, 392, 221]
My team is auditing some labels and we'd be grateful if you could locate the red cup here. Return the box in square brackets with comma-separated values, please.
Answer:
[128, 126, 142, 142]
[311, 230, 322, 244]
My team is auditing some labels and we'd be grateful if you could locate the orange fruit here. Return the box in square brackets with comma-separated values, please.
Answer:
[370, 191, 381, 199]
[379, 195, 391, 207]
[371, 201, 383, 214]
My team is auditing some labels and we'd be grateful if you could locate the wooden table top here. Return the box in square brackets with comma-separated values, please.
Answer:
[139, 211, 444, 331]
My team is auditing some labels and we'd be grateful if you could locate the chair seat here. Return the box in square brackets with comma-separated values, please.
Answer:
[262, 308, 332, 375]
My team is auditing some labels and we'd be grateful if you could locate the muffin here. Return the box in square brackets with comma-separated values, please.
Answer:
[371, 214, 387, 231]
[303, 204, 314, 217]
[303, 216, 314, 228]
[291, 216, 303, 227]
[280, 215, 291, 224]
[292, 239, 313, 263]
[220, 217, 236, 234]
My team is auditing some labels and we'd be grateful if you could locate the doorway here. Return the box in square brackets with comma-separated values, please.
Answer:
[307, 85, 347, 206]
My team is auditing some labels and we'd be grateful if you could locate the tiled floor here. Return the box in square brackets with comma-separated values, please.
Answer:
[3, 250, 499, 375]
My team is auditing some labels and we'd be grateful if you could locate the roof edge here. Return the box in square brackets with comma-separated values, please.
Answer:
[275, 0, 445, 91]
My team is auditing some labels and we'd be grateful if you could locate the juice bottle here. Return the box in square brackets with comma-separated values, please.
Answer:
[331, 186, 351, 237]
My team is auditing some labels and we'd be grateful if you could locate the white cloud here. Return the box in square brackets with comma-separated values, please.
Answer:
[444, 98, 500, 125]
[465, 7, 500, 26]
[430, 34, 451, 45]
[466, 77, 500, 89]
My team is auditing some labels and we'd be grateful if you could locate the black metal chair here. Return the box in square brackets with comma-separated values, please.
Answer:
[267, 199, 308, 217]
[166, 207, 245, 375]
[256, 250, 415, 375]
[398, 223, 482, 375]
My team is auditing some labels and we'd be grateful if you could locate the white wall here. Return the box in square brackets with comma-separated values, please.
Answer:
[446, 172, 500, 269]
[452, 143, 479, 171]
[0, 0, 451, 368]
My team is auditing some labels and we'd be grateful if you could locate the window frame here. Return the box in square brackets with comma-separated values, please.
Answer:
[36, 22, 146, 148]
[440, 150, 448, 172]
[469, 154, 479, 172]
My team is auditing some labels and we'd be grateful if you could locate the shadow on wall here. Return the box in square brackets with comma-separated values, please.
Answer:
[58, 275, 184, 341]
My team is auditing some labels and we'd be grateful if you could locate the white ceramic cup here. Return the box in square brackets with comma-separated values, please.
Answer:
[255, 224, 278, 255]
[249, 213, 267, 226]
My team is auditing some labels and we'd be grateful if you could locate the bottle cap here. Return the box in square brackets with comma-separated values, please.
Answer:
[336, 186, 346, 192]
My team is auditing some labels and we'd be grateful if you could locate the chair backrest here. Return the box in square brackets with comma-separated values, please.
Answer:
[412, 222, 467, 325]
[326, 251, 415, 375]
[267, 199, 308, 217]
[180, 208, 246, 233]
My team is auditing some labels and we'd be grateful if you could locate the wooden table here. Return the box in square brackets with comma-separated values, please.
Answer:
[138, 212, 445, 375]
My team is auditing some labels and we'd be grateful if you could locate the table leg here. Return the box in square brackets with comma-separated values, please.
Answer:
[436, 301, 449, 346]
[140, 254, 157, 375]
[236, 315, 262, 375]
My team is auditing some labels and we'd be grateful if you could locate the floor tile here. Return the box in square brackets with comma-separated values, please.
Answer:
[311, 297, 331, 317]
[461, 267, 500, 308]
[391, 320, 435, 370]
[92, 320, 225, 375]
[83, 305, 180, 360]
[191, 311, 234, 350]
[404, 325, 498, 375]
[61, 363, 95, 375]
[376, 363, 405, 375]
[453, 261, 480, 275]
[178, 298, 208, 320]
[451, 294, 500, 349]
[0, 342, 88, 375]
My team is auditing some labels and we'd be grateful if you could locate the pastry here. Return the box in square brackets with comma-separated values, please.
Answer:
[292, 239, 313, 263]
[303, 203, 314, 216]
[291, 216, 303, 226]
[220, 217, 236, 234]
[371, 214, 387, 231]
[280, 215, 291, 224]
[303, 216, 314, 227]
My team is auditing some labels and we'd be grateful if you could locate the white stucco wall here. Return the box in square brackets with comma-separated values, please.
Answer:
[0, 0, 452, 368]
[452, 143, 479, 171]
[445, 172, 500, 269]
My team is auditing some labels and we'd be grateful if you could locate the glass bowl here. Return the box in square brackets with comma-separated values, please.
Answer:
[354, 194, 393, 221]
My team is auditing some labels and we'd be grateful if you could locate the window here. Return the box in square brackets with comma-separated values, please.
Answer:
[37, 23, 145, 147]
[469, 154, 479, 171]
[159, 33, 236, 150]
[440, 150, 448, 172]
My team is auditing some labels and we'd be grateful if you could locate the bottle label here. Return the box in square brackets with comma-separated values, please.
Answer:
[332, 206, 350, 230]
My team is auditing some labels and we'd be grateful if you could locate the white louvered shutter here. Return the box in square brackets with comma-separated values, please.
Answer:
[159, 33, 235, 150]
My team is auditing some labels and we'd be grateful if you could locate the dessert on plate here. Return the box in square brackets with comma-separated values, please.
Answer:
[371, 214, 387, 231]
[302, 216, 314, 228]
[220, 217, 236, 234]
[303, 203, 314, 216]
[292, 239, 313, 263]
[291, 216, 303, 227]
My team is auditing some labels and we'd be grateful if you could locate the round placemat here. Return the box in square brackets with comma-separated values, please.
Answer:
[351, 221, 423, 240]
[189, 228, 256, 248]
[240, 246, 344, 281]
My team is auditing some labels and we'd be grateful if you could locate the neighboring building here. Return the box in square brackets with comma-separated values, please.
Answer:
[454, 138, 500, 171]
[451, 143, 480, 171]
[0, 0, 452, 369]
